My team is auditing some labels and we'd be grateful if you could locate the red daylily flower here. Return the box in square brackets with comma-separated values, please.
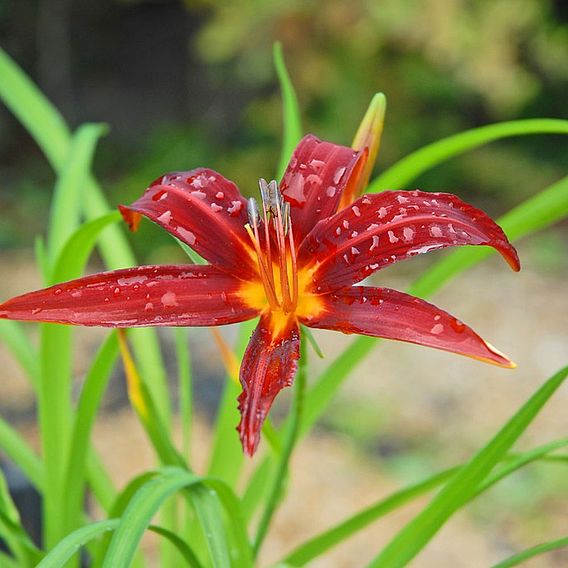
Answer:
[0, 133, 520, 456]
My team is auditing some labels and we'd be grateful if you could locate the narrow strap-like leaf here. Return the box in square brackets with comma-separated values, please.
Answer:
[62, 332, 119, 534]
[491, 535, 568, 568]
[274, 42, 302, 179]
[369, 365, 568, 568]
[0, 320, 39, 387]
[282, 438, 568, 566]
[0, 46, 170, 428]
[103, 468, 231, 568]
[47, 123, 107, 265]
[369, 118, 568, 192]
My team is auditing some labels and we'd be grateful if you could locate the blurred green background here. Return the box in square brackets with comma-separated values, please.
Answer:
[1, 0, 567, 255]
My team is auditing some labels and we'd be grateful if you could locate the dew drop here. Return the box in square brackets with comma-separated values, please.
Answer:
[177, 227, 196, 245]
[388, 230, 399, 243]
[429, 225, 443, 238]
[333, 166, 346, 184]
[161, 291, 179, 307]
[403, 226, 415, 242]
[157, 210, 172, 224]
[227, 201, 243, 215]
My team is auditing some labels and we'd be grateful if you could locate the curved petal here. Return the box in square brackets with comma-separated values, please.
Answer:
[298, 190, 520, 292]
[280, 135, 365, 243]
[0, 265, 259, 327]
[119, 168, 257, 280]
[304, 286, 515, 368]
[237, 313, 300, 456]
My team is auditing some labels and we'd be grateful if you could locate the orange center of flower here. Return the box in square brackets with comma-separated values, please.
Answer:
[240, 179, 323, 334]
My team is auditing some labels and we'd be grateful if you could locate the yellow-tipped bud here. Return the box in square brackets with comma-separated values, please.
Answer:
[341, 93, 387, 207]
[118, 329, 149, 421]
[211, 328, 241, 384]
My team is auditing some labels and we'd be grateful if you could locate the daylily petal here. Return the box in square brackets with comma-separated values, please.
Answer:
[299, 190, 520, 292]
[237, 312, 300, 455]
[340, 93, 387, 207]
[280, 135, 365, 242]
[305, 287, 515, 368]
[0, 265, 259, 327]
[119, 168, 257, 280]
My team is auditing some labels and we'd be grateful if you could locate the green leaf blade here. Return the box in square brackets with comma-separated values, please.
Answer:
[369, 365, 568, 568]
[369, 119, 568, 192]
[47, 123, 108, 266]
[274, 42, 302, 179]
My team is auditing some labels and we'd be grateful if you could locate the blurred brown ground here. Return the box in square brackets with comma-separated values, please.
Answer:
[1, 239, 567, 567]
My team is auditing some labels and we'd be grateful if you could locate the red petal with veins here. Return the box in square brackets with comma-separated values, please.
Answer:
[280, 135, 365, 242]
[0, 265, 258, 327]
[119, 168, 257, 280]
[237, 313, 300, 456]
[305, 287, 515, 368]
[299, 190, 520, 293]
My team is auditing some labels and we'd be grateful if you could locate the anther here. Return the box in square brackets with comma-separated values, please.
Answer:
[282, 201, 291, 235]
[247, 197, 261, 229]
[259, 178, 283, 217]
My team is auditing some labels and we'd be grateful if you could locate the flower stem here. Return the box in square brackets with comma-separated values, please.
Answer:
[252, 335, 307, 557]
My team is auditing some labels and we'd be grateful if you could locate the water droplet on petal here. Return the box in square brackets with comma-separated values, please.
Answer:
[157, 210, 172, 224]
[333, 166, 346, 184]
[177, 227, 196, 245]
[161, 291, 179, 307]
[388, 230, 399, 244]
[430, 323, 444, 335]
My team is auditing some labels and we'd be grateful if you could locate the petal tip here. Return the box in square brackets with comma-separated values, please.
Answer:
[118, 205, 141, 232]
[236, 402, 262, 457]
[484, 341, 517, 369]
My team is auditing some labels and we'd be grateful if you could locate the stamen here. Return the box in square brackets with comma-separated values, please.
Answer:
[244, 223, 279, 309]
[249, 178, 299, 313]
[247, 197, 261, 229]
[288, 219, 298, 307]
[282, 201, 291, 236]
[259, 191, 275, 291]
[274, 192, 292, 311]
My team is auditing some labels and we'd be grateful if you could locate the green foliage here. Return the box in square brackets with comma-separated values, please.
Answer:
[491, 535, 568, 568]
[369, 366, 568, 567]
